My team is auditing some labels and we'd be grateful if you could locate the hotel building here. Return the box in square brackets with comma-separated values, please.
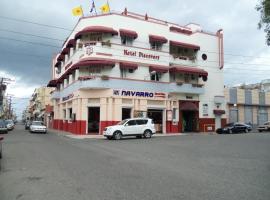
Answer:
[47, 10, 226, 135]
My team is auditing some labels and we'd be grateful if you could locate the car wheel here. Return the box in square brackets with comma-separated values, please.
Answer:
[245, 128, 248, 133]
[114, 131, 122, 140]
[228, 129, 232, 134]
[259, 130, 262, 132]
[143, 130, 152, 139]
[107, 136, 113, 140]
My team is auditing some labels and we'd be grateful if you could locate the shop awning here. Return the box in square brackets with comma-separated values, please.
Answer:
[47, 79, 57, 87]
[169, 66, 208, 77]
[66, 39, 76, 48]
[213, 109, 225, 115]
[149, 65, 169, 73]
[149, 35, 168, 44]
[179, 102, 198, 111]
[119, 62, 138, 70]
[170, 40, 200, 50]
[75, 26, 118, 39]
[57, 54, 65, 61]
[119, 29, 138, 39]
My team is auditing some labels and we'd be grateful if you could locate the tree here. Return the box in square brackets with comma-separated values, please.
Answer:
[256, 0, 270, 45]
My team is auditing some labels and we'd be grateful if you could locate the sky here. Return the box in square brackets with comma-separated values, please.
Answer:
[0, 0, 269, 118]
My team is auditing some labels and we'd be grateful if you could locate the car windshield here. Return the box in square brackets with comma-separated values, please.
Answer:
[6, 120, 13, 123]
[224, 123, 234, 127]
[32, 121, 43, 126]
[117, 119, 128, 125]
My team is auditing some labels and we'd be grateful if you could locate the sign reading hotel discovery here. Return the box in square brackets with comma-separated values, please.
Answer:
[124, 50, 160, 60]
[113, 89, 166, 98]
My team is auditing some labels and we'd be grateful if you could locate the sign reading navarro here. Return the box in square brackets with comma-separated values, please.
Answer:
[113, 90, 166, 98]
[124, 50, 160, 60]
[62, 94, 74, 102]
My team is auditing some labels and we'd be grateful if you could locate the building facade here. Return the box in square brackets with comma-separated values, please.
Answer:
[47, 10, 226, 135]
[225, 86, 270, 126]
[28, 87, 54, 124]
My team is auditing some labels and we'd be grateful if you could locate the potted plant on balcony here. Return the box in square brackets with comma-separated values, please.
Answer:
[101, 40, 111, 47]
[100, 75, 109, 80]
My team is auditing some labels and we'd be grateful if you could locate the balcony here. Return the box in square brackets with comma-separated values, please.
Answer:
[51, 76, 205, 99]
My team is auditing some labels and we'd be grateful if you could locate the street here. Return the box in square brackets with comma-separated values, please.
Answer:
[0, 125, 270, 200]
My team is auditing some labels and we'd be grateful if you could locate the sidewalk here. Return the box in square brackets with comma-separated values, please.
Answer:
[48, 128, 216, 140]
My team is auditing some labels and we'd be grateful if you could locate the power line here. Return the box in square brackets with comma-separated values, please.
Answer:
[0, 36, 60, 48]
[1, 15, 270, 60]
[0, 16, 72, 31]
[0, 29, 64, 42]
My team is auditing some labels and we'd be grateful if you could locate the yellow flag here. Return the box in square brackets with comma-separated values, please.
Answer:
[100, 3, 110, 13]
[72, 6, 83, 16]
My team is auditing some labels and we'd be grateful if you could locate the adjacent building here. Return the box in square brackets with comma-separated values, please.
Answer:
[47, 10, 226, 135]
[225, 82, 270, 126]
[27, 87, 54, 125]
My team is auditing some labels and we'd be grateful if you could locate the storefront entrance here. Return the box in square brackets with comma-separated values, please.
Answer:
[88, 107, 100, 134]
[179, 101, 199, 132]
[122, 108, 132, 120]
[147, 109, 163, 133]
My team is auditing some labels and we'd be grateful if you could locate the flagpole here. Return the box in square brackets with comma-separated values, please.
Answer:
[107, 0, 111, 13]
[93, 0, 97, 15]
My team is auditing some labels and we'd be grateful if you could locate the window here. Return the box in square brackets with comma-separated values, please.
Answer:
[136, 120, 148, 125]
[120, 69, 127, 78]
[121, 36, 133, 46]
[150, 42, 162, 51]
[88, 33, 102, 41]
[151, 73, 161, 81]
[184, 74, 189, 83]
[89, 67, 101, 76]
[126, 120, 136, 126]
[68, 108, 72, 120]
[172, 108, 177, 121]
[63, 109, 66, 119]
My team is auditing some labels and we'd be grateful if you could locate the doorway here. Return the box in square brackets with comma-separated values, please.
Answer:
[147, 109, 163, 133]
[182, 111, 197, 132]
[122, 108, 132, 120]
[88, 107, 100, 134]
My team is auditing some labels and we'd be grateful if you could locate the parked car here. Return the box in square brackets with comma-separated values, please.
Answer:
[103, 118, 156, 140]
[257, 121, 270, 132]
[216, 122, 250, 134]
[29, 121, 47, 133]
[25, 120, 31, 130]
[0, 120, 8, 134]
[0, 136, 3, 159]
[5, 119, 15, 131]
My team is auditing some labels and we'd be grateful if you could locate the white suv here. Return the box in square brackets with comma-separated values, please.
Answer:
[103, 118, 156, 140]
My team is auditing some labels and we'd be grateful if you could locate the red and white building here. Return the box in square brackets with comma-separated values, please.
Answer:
[47, 9, 226, 135]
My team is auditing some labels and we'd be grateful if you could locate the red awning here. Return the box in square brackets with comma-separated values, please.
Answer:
[179, 101, 198, 111]
[72, 59, 115, 69]
[119, 62, 138, 70]
[75, 26, 118, 39]
[170, 40, 200, 50]
[57, 54, 65, 61]
[149, 65, 169, 73]
[47, 79, 57, 87]
[66, 39, 76, 48]
[54, 61, 61, 68]
[213, 109, 225, 115]
[119, 29, 138, 39]
[170, 26, 193, 35]
[149, 35, 168, 44]
[169, 66, 208, 77]
[62, 48, 70, 55]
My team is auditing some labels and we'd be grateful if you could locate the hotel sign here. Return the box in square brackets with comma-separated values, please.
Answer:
[123, 49, 160, 60]
[62, 93, 74, 102]
[113, 89, 166, 98]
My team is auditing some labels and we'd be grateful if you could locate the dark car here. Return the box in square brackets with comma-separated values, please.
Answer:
[0, 120, 8, 134]
[216, 123, 250, 134]
[0, 136, 3, 159]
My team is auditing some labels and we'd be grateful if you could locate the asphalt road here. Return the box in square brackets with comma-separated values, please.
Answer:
[0, 125, 270, 200]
